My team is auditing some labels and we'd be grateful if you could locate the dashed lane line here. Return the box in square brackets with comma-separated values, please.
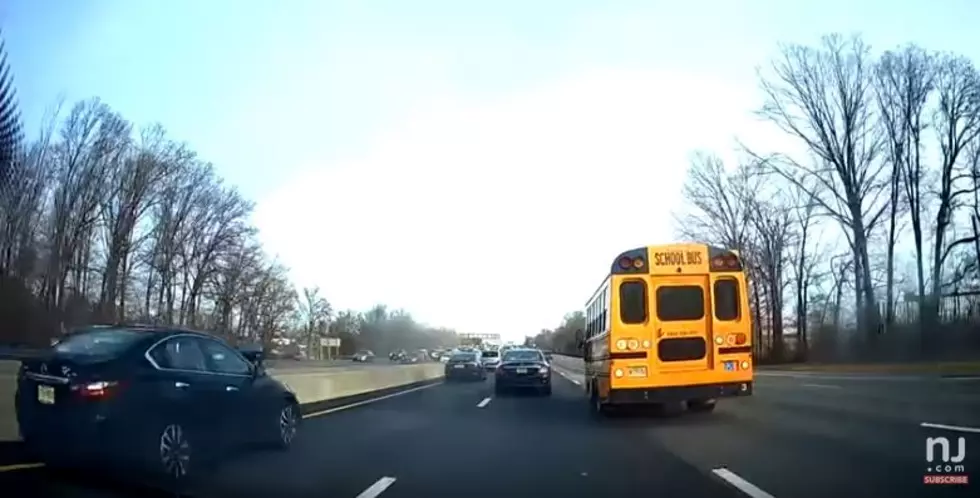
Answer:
[712, 468, 777, 498]
[354, 476, 397, 498]
[477, 397, 492, 408]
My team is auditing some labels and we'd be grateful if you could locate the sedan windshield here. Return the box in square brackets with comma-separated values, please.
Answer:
[502, 350, 543, 363]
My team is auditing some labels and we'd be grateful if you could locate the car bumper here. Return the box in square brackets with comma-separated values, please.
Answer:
[495, 374, 550, 388]
[445, 368, 484, 379]
[607, 381, 753, 404]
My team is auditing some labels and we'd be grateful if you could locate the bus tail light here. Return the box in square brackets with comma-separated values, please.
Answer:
[714, 336, 724, 345]
[710, 254, 742, 272]
[618, 256, 646, 270]
[734, 333, 747, 345]
[617, 338, 642, 350]
[740, 361, 750, 370]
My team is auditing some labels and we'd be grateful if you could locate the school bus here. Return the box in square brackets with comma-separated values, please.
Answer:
[581, 244, 753, 415]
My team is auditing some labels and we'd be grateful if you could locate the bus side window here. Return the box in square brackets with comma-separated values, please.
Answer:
[713, 278, 740, 321]
[619, 280, 648, 324]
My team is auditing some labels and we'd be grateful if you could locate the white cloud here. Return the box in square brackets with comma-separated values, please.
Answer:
[254, 67, 785, 340]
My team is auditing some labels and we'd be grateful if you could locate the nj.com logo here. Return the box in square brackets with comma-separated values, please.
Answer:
[924, 437, 968, 486]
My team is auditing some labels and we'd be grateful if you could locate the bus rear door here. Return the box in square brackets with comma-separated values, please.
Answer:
[649, 274, 712, 372]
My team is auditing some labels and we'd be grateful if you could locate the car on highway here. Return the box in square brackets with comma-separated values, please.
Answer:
[494, 348, 551, 396]
[479, 349, 500, 371]
[352, 350, 375, 362]
[399, 350, 426, 364]
[14, 325, 301, 484]
[444, 350, 486, 381]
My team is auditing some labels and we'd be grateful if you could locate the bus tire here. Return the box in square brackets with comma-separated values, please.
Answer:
[688, 399, 716, 413]
[589, 383, 609, 417]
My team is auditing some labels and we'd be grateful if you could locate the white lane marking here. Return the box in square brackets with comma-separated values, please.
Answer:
[756, 372, 921, 382]
[942, 376, 980, 382]
[801, 383, 841, 389]
[712, 468, 776, 498]
[554, 367, 583, 386]
[921, 422, 980, 434]
[355, 477, 397, 498]
[477, 397, 492, 408]
[304, 382, 441, 418]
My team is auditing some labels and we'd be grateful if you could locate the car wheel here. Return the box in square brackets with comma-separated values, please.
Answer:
[273, 402, 301, 450]
[158, 423, 193, 481]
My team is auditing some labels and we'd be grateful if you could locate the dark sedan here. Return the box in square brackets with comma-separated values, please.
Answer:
[494, 348, 551, 396]
[443, 351, 486, 381]
[15, 325, 301, 487]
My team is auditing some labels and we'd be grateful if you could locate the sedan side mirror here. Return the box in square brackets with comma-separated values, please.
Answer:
[238, 345, 264, 367]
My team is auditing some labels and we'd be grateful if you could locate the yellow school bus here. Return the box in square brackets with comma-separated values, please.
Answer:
[581, 243, 753, 415]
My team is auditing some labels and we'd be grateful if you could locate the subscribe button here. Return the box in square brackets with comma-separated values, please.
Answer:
[923, 474, 969, 485]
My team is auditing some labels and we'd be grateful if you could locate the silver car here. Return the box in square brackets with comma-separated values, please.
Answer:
[480, 349, 501, 371]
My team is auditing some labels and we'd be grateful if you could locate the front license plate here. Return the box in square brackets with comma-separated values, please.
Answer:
[516, 368, 528, 374]
[37, 385, 55, 405]
[723, 361, 736, 372]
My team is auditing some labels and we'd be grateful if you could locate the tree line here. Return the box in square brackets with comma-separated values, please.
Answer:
[537, 33, 980, 364]
[0, 38, 457, 354]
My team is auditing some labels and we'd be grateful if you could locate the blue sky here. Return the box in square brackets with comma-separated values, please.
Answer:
[4, 1, 979, 339]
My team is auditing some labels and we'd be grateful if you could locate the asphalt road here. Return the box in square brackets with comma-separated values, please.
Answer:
[1, 365, 977, 498]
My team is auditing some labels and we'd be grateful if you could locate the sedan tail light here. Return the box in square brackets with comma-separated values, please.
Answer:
[72, 380, 125, 400]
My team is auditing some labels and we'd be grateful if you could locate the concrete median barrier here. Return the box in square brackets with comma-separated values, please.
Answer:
[550, 354, 584, 374]
[0, 360, 445, 442]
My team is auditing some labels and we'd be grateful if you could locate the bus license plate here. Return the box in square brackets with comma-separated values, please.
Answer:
[723, 361, 736, 372]
[37, 385, 55, 405]
[516, 368, 528, 374]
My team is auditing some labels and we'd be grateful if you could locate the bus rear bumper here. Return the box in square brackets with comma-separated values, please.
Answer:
[608, 381, 752, 404]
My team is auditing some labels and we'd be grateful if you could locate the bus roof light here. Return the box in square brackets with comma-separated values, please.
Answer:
[632, 258, 644, 269]
[618, 257, 633, 269]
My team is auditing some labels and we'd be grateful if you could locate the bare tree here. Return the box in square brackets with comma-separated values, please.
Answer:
[874, 44, 934, 326]
[675, 151, 757, 253]
[929, 54, 980, 305]
[299, 286, 332, 359]
[752, 34, 887, 337]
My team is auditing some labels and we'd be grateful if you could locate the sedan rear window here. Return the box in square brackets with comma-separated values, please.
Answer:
[53, 328, 146, 358]
[502, 350, 543, 362]
[450, 353, 477, 362]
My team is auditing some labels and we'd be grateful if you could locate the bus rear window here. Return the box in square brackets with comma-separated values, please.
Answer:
[713, 279, 740, 321]
[619, 280, 647, 324]
[655, 286, 704, 321]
